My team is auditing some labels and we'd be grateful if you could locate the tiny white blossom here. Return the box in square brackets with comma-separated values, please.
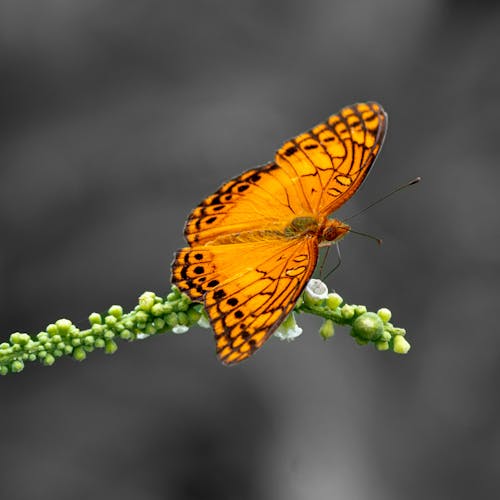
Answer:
[172, 325, 189, 334]
[305, 279, 329, 302]
[136, 333, 150, 340]
[274, 313, 303, 341]
[197, 313, 211, 329]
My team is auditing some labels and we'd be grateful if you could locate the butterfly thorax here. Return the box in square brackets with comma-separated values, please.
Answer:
[285, 215, 349, 243]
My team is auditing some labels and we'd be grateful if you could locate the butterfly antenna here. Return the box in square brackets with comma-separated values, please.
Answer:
[344, 177, 421, 222]
[348, 229, 383, 245]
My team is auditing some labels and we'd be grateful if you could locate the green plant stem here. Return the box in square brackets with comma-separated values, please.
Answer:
[0, 286, 410, 375]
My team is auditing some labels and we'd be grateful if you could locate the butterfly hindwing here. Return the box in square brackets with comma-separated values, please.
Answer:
[172, 237, 318, 364]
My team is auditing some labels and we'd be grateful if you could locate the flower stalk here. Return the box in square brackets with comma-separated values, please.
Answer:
[0, 282, 411, 375]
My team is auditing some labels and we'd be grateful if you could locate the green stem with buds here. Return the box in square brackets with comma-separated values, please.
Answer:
[0, 285, 410, 376]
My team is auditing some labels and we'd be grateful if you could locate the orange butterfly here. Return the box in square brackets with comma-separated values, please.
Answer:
[172, 102, 387, 365]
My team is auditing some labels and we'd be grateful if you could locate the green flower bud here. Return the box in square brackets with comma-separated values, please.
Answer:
[91, 323, 104, 335]
[43, 354, 55, 366]
[177, 312, 188, 326]
[162, 302, 173, 314]
[392, 335, 411, 354]
[94, 338, 105, 349]
[145, 324, 156, 335]
[11, 360, 24, 373]
[135, 311, 148, 324]
[151, 303, 164, 316]
[36, 332, 49, 343]
[83, 335, 95, 346]
[139, 292, 156, 311]
[105, 339, 118, 354]
[166, 313, 179, 327]
[120, 329, 133, 340]
[380, 330, 392, 342]
[104, 315, 117, 327]
[176, 300, 190, 312]
[187, 308, 201, 323]
[326, 293, 343, 310]
[377, 308, 392, 323]
[55, 319, 72, 334]
[1, 366, 9, 376]
[88, 313, 102, 325]
[73, 346, 86, 361]
[153, 318, 165, 330]
[355, 305, 367, 315]
[375, 340, 389, 351]
[341, 304, 355, 319]
[319, 319, 335, 340]
[352, 312, 384, 341]
[108, 305, 123, 318]
[46, 324, 58, 336]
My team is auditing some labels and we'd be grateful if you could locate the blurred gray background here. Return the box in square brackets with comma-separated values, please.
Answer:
[1, 1, 500, 499]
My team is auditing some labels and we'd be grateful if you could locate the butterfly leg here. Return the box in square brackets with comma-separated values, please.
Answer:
[321, 242, 342, 280]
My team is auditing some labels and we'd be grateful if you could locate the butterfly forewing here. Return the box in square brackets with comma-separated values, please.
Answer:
[275, 102, 387, 216]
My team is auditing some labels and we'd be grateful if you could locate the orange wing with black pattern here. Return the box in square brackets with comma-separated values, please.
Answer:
[275, 101, 387, 216]
[172, 237, 318, 364]
[184, 102, 387, 247]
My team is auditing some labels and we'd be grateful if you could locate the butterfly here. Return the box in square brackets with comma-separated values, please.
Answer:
[172, 102, 387, 365]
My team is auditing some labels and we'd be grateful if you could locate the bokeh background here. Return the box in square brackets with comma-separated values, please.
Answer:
[1, 1, 500, 498]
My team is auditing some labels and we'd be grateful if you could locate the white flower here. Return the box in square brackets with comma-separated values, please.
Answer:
[172, 325, 189, 334]
[136, 333, 150, 340]
[197, 313, 211, 329]
[304, 279, 329, 303]
[274, 313, 303, 341]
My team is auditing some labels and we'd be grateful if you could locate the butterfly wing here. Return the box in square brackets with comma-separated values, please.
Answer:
[275, 101, 387, 217]
[184, 102, 386, 248]
[172, 236, 318, 364]
[184, 162, 310, 246]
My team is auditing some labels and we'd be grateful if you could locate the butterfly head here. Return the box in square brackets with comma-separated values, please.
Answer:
[321, 219, 350, 243]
